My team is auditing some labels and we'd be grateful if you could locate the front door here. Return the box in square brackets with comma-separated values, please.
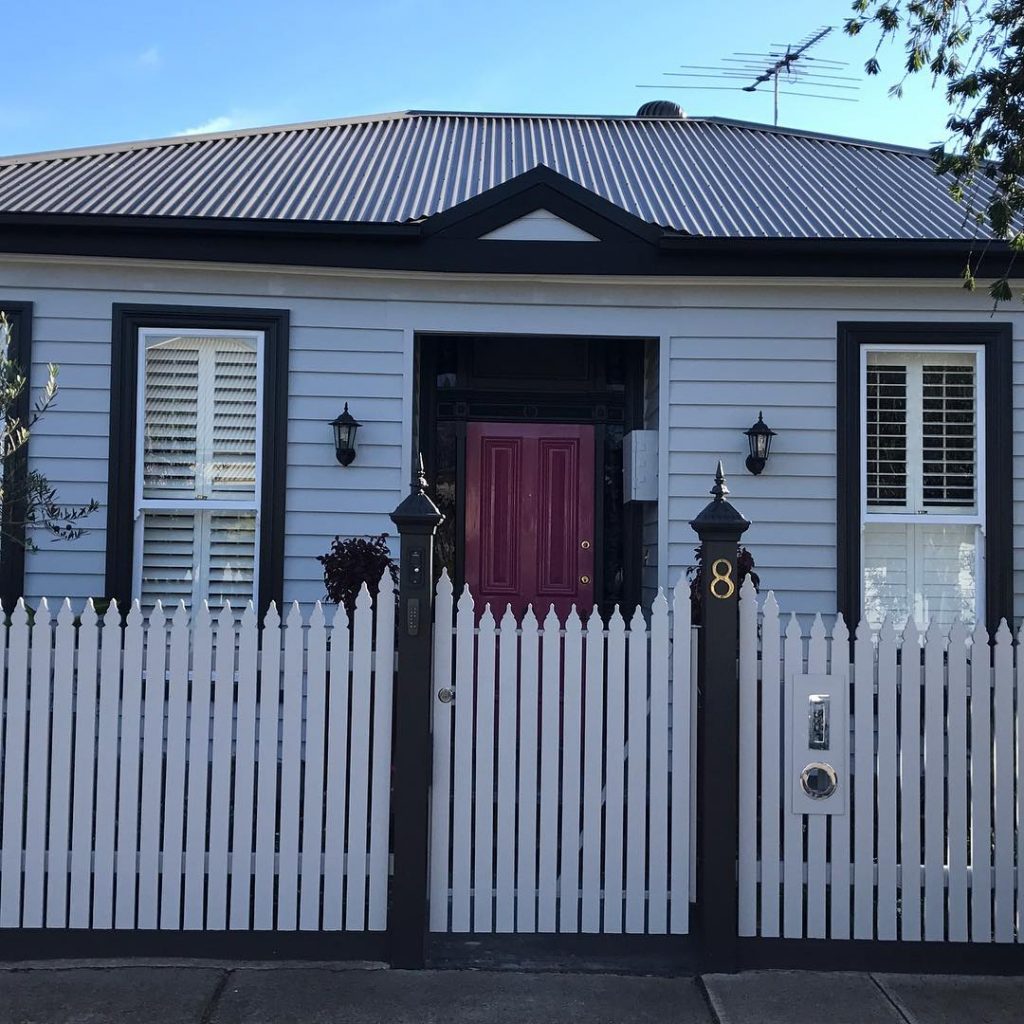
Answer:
[464, 422, 595, 620]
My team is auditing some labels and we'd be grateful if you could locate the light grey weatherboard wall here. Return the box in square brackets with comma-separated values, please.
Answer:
[2, 259, 1023, 622]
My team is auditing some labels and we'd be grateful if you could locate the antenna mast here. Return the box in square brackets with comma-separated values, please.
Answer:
[743, 26, 833, 125]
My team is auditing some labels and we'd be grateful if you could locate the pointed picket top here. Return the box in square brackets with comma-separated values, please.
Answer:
[739, 575, 756, 603]
[652, 588, 668, 616]
[785, 611, 801, 641]
[263, 600, 281, 631]
[12, 597, 28, 628]
[924, 616, 945, 649]
[878, 615, 897, 646]
[34, 596, 51, 627]
[102, 599, 120, 630]
[586, 604, 603, 632]
[903, 617, 921, 654]
[125, 599, 143, 629]
[971, 618, 989, 650]
[310, 600, 326, 630]
[995, 617, 1013, 647]
[764, 589, 779, 618]
[240, 600, 257, 630]
[565, 604, 582, 632]
[378, 570, 395, 597]
[329, 599, 348, 631]
[436, 567, 454, 600]
[57, 598, 75, 629]
[832, 611, 849, 646]
[672, 573, 688, 607]
[948, 616, 969, 648]
[193, 599, 212, 632]
[543, 604, 560, 632]
[854, 614, 873, 644]
[149, 600, 166, 633]
[355, 582, 372, 614]
[522, 603, 538, 630]
[609, 604, 626, 632]
[480, 602, 495, 629]
[629, 604, 646, 633]
[285, 600, 303, 628]
[456, 583, 474, 615]
[215, 600, 234, 634]
[500, 603, 517, 632]
[809, 612, 826, 643]
[169, 599, 187, 631]
[80, 598, 98, 629]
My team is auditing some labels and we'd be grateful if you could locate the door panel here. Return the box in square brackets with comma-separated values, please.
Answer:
[465, 422, 595, 620]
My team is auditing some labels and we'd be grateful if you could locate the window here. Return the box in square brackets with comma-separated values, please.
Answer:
[107, 306, 288, 615]
[862, 349, 982, 628]
[837, 323, 1011, 635]
[136, 330, 262, 610]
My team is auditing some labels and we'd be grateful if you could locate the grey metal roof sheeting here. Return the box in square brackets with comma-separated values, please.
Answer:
[0, 111, 989, 240]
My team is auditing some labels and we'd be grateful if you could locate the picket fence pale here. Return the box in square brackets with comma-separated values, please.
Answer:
[738, 577, 1024, 943]
[428, 571, 693, 935]
[0, 578, 395, 932]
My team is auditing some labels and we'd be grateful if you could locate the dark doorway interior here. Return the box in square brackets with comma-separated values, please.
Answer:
[416, 333, 648, 619]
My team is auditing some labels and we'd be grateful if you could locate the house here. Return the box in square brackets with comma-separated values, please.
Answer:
[0, 103, 1017, 634]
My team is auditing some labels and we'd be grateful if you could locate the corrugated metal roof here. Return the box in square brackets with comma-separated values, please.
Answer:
[0, 111, 987, 240]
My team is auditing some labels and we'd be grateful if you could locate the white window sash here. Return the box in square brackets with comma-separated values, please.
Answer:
[132, 328, 265, 607]
[859, 343, 986, 627]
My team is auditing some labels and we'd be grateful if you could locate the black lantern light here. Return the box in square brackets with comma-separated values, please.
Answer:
[744, 411, 776, 475]
[330, 403, 361, 466]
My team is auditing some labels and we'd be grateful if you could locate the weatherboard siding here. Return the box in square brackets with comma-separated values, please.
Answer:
[2, 261, 1023, 622]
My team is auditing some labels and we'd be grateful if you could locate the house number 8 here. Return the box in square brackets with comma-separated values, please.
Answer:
[709, 558, 735, 600]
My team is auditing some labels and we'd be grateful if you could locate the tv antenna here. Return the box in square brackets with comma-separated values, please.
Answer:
[638, 26, 859, 126]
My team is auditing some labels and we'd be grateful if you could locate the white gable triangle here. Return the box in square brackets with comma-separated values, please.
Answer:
[479, 208, 600, 242]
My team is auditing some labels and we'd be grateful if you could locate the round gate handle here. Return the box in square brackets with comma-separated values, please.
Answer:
[437, 687, 455, 704]
[800, 761, 838, 800]
[580, 575, 591, 585]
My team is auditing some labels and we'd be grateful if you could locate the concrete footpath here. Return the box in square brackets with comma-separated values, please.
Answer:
[0, 961, 1022, 1023]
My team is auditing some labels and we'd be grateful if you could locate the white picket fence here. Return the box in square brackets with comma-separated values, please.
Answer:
[738, 577, 1024, 943]
[428, 572, 694, 935]
[0, 578, 394, 932]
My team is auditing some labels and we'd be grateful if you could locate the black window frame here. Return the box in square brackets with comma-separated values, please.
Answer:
[0, 301, 33, 609]
[837, 321, 1013, 635]
[107, 304, 289, 615]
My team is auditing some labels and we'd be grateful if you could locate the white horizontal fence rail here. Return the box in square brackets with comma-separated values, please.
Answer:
[738, 577, 1023, 943]
[428, 571, 693, 935]
[0, 577, 395, 933]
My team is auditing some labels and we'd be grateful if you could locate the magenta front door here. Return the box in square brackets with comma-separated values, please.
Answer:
[464, 422, 596, 621]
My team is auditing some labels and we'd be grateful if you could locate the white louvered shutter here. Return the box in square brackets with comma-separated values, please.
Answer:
[863, 350, 981, 629]
[138, 332, 261, 611]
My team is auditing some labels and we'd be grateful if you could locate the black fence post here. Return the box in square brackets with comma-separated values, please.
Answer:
[690, 461, 749, 972]
[387, 456, 444, 969]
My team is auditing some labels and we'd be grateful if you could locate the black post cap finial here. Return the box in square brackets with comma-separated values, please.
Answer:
[390, 451, 444, 529]
[690, 461, 749, 540]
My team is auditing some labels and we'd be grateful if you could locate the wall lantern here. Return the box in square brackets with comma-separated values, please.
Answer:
[744, 411, 776, 475]
[330, 404, 361, 466]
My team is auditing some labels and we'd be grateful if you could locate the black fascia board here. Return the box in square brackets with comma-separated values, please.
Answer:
[0, 211, 1018, 278]
[418, 164, 667, 244]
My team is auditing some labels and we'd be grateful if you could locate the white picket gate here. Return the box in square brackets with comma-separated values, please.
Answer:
[428, 572, 694, 935]
[0, 578, 394, 933]
[738, 577, 1024, 943]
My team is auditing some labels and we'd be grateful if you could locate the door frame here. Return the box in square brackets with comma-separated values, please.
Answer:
[415, 332, 650, 618]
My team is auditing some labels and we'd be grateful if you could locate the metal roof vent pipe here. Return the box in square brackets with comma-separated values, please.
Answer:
[636, 100, 686, 118]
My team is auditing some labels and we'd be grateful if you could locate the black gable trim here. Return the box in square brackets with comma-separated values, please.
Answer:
[419, 166, 667, 244]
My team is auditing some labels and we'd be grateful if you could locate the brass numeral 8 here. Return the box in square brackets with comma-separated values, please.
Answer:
[709, 558, 735, 600]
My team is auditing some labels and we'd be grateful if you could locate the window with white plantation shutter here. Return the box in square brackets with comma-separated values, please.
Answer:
[862, 348, 983, 629]
[135, 330, 262, 612]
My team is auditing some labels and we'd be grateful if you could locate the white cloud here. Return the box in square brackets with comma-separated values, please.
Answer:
[135, 46, 161, 70]
[176, 115, 237, 137]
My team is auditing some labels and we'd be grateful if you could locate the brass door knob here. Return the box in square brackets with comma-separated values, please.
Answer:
[580, 540, 591, 549]
[580, 575, 591, 585]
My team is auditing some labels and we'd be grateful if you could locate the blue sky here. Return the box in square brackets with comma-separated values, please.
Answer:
[3, 0, 954, 156]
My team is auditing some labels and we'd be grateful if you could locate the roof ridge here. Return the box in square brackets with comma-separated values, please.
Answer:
[0, 110, 414, 167]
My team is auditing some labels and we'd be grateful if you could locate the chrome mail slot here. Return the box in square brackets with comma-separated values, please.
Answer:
[808, 694, 830, 750]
